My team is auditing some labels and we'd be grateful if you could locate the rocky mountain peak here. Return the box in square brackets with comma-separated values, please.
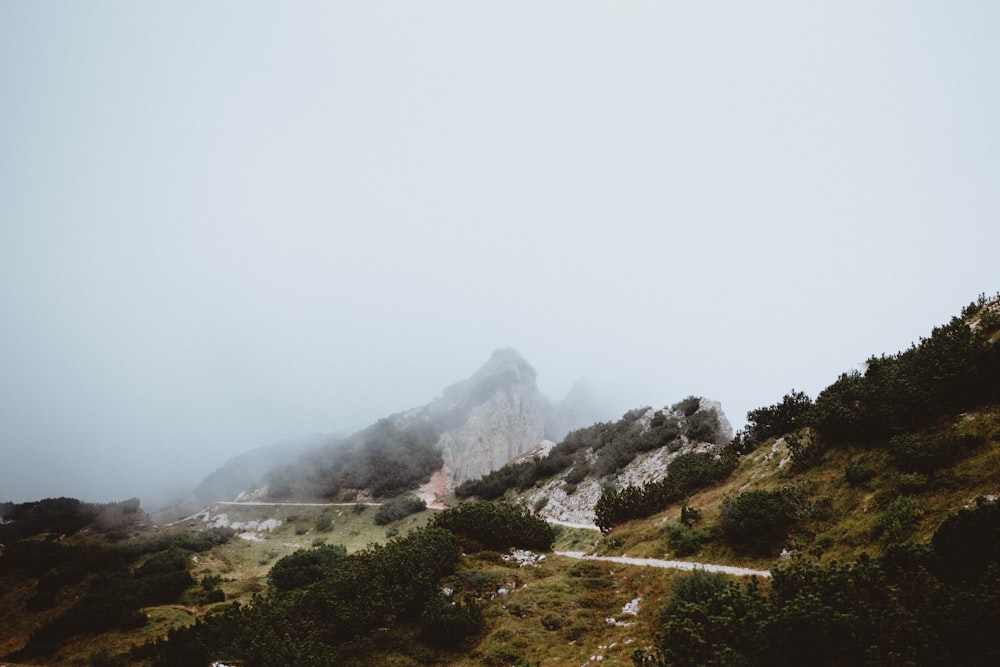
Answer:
[427, 348, 548, 487]
[435, 347, 537, 411]
[199, 349, 606, 503]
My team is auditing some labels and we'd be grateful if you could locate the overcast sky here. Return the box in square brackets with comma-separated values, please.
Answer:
[2, 2, 998, 506]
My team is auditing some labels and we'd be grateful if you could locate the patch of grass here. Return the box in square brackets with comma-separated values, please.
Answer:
[463, 554, 677, 666]
[552, 525, 600, 552]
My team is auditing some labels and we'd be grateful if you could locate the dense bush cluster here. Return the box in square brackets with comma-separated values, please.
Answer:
[889, 432, 985, 474]
[635, 499, 1000, 667]
[718, 488, 804, 552]
[666, 521, 712, 556]
[430, 501, 555, 551]
[0, 497, 145, 541]
[872, 495, 926, 543]
[744, 391, 813, 447]
[265, 418, 444, 499]
[268, 543, 348, 591]
[806, 316, 1000, 443]
[3, 531, 219, 662]
[142, 500, 558, 665]
[374, 495, 427, 525]
[419, 592, 483, 647]
[595, 452, 736, 533]
[142, 526, 464, 666]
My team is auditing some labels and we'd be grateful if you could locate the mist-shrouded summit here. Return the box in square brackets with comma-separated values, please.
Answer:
[196, 348, 612, 505]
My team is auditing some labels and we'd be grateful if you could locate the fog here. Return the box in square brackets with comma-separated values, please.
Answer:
[2, 3, 999, 507]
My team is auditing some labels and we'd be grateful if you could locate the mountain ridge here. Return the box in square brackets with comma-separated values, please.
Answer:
[196, 347, 611, 504]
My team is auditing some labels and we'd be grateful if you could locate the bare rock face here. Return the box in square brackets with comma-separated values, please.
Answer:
[431, 348, 548, 483]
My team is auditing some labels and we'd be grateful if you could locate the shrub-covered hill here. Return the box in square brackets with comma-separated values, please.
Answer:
[0, 499, 235, 664]
[4, 294, 1000, 666]
[575, 293, 1000, 565]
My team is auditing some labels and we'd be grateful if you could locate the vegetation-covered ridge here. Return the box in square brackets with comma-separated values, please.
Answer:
[593, 293, 1000, 537]
[456, 396, 729, 502]
[261, 416, 444, 500]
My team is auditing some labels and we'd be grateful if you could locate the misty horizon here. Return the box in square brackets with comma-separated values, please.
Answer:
[3, 3, 999, 507]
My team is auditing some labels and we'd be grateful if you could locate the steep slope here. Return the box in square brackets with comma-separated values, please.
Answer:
[460, 396, 734, 526]
[575, 293, 1000, 568]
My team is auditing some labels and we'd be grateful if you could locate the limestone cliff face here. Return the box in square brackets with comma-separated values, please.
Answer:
[430, 348, 548, 483]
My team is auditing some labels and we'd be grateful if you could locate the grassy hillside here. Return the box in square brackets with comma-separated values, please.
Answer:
[588, 404, 1000, 567]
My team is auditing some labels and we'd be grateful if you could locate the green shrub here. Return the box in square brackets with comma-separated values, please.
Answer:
[564, 460, 589, 484]
[431, 501, 554, 551]
[540, 611, 563, 631]
[932, 497, 1000, 581]
[684, 410, 719, 443]
[980, 307, 1000, 334]
[807, 315, 1000, 442]
[419, 593, 482, 646]
[374, 496, 426, 525]
[844, 460, 876, 485]
[889, 433, 984, 474]
[719, 488, 800, 552]
[136, 548, 188, 577]
[268, 543, 348, 591]
[745, 390, 813, 445]
[873, 495, 926, 542]
[595, 453, 736, 533]
[663, 569, 731, 613]
[785, 430, 826, 470]
[314, 513, 333, 531]
[637, 498, 1000, 667]
[203, 588, 225, 603]
[666, 522, 712, 556]
[672, 396, 701, 417]
[680, 504, 701, 527]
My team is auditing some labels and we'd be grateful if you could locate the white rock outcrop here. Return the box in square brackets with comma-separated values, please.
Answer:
[518, 399, 734, 528]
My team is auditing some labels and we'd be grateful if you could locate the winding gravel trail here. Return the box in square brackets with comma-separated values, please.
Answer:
[555, 550, 772, 578]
